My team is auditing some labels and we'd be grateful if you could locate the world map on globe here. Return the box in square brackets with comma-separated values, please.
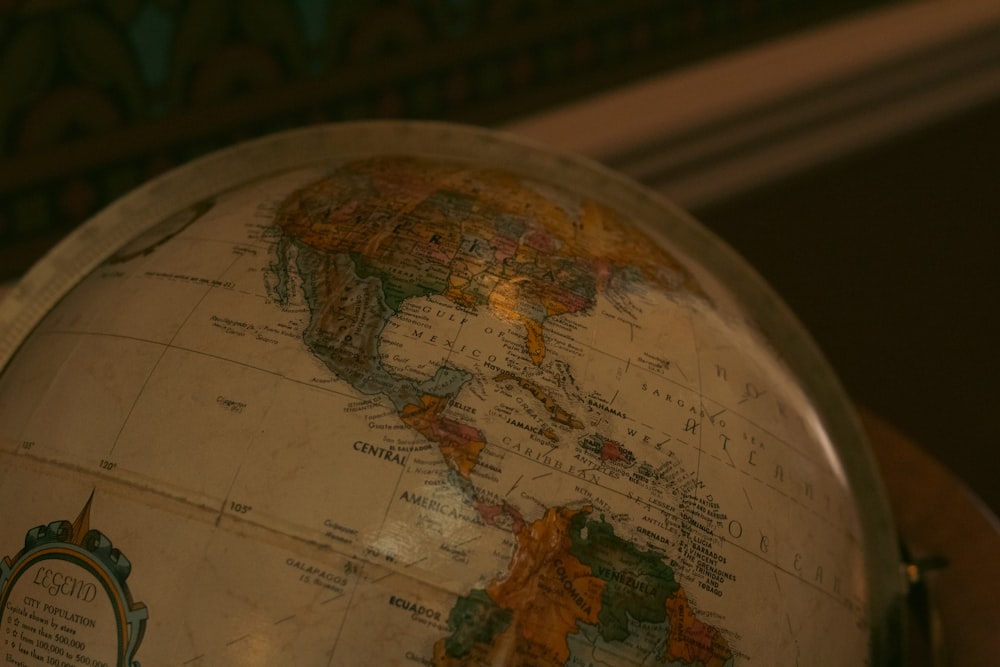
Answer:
[0, 124, 900, 667]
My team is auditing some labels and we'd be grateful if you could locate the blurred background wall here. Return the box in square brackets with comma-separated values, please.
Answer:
[0, 0, 904, 279]
[1, 0, 998, 514]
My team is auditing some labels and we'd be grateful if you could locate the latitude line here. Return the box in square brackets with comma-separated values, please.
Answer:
[488, 430, 860, 543]
[29, 327, 854, 533]
[215, 373, 285, 528]
[125, 270, 849, 484]
[717, 534, 858, 610]
[105, 267, 227, 457]
[487, 440, 859, 612]
[37, 328, 360, 401]
[404, 324, 838, 475]
[514, 321, 829, 470]
[493, 385, 853, 532]
[699, 449, 850, 533]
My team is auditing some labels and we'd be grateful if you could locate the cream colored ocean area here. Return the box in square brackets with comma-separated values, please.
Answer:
[0, 165, 870, 666]
[377, 282, 871, 665]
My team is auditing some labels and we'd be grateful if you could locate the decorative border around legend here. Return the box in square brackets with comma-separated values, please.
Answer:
[0, 495, 147, 667]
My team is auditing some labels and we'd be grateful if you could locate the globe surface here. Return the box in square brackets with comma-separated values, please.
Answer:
[0, 123, 901, 666]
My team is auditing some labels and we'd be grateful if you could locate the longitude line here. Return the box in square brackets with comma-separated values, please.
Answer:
[324, 422, 413, 666]
[108, 255, 244, 456]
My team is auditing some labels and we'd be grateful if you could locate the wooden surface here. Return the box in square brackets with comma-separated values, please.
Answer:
[862, 409, 1000, 666]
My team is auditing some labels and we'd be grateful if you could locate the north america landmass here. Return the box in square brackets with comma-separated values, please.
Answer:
[268, 155, 735, 666]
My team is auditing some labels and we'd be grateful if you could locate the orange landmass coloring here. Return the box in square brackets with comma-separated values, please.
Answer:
[519, 316, 546, 366]
[400, 394, 485, 477]
[481, 506, 606, 666]
[444, 277, 478, 309]
[663, 587, 733, 667]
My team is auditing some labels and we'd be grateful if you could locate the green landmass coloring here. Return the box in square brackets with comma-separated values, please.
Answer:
[349, 250, 449, 312]
[443, 588, 514, 658]
[569, 513, 680, 642]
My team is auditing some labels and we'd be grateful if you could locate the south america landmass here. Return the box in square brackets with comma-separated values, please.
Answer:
[434, 507, 733, 667]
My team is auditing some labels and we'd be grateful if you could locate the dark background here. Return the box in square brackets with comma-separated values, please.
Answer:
[0, 0, 903, 280]
[696, 98, 1000, 514]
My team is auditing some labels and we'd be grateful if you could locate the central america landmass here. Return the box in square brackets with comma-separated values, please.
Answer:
[267, 156, 733, 666]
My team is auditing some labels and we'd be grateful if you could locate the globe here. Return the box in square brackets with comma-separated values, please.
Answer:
[0, 122, 903, 666]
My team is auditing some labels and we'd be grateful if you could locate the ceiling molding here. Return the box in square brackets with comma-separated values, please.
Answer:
[504, 0, 1000, 209]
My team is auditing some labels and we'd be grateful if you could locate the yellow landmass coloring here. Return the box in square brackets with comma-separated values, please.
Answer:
[275, 156, 705, 370]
